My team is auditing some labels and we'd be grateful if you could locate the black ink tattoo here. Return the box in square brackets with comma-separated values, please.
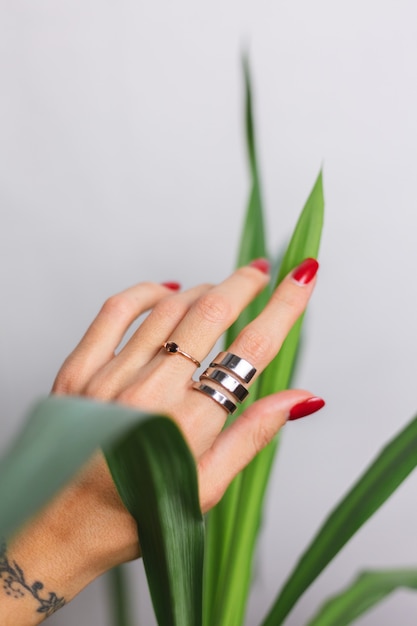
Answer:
[0, 539, 65, 617]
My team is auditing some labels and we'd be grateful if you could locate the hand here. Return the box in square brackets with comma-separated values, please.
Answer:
[52, 257, 323, 560]
[2, 258, 324, 625]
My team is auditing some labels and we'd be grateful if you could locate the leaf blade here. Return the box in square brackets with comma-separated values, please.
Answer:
[306, 569, 417, 626]
[0, 396, 204, 626]
[0, 396, 153, 538]
[209, 172, 325, 626]
[105, 418, 204, 626]
[259, 169, 324, 397]
[107, 565, 135, 626]
[262, 412, 417, 626]
[203, 53, 268, 626]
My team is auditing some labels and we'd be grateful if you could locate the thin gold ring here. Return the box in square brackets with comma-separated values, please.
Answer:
[162, 341, 201, 367]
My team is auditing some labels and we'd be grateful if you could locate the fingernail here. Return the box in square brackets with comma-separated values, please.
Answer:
[162, 282, 181, 291]
[249, 258, 270, 274]
[292, 258, 319, 285]
[288, 396, 325, 421]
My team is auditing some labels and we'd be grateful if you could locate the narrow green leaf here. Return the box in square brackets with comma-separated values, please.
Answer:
[203, 54, 268, 626]
[228, 53, 269, 334]
[0, 396, 204, 626]
[212, 171, 324, 626]
[262, 412, 417, 626]
[306, 569, 417, 626]
[108, 565, 135, 626]
[259, 169, 324, 396]
[243, 54, 258, 180]
[105, 418, 204, 626]
[0, 396, 155, 539]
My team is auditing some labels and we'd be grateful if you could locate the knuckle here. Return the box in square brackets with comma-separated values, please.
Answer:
[152, 296, 187, 324]
[238, 327, 271, 363]
[251, 423, 276, 455]
[195, 292, 232, 325]
[101, 294, 135, 321]
[116, 386, 137, 406]
[52, 359, 84, 394]
[83, 376, 114, 401]
[117, 377, 157, 409]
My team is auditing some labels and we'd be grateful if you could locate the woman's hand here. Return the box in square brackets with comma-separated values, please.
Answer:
[2, 258, 324, 624]
[52, 257, 323, 559]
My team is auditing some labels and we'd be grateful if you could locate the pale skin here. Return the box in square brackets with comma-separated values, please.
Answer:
[0, 258, 324, 625]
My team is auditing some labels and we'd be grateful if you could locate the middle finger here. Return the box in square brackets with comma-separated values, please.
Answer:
[152, 259, 271, 375]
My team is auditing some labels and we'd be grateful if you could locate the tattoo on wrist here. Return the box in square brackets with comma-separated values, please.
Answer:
[0, 539, 65, 617]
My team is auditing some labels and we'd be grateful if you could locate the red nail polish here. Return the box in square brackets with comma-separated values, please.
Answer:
[162, 282, 181, 291]
[288, 396, 325, 421]
[249, 258, 270, 274]
[292, 258, 319, 285]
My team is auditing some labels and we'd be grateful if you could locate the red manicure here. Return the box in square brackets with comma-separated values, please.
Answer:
[288, 396, 325, 421]
[249, 258, 270, 274]
[292, 258, 319, 285]
[161, 282, 181, 291]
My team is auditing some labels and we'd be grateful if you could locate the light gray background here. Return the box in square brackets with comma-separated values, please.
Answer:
[1, 1, 417, 624]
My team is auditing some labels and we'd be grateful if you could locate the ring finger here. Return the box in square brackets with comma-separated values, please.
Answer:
[85, 283, 213, 398]
[52, 281, 181, 395]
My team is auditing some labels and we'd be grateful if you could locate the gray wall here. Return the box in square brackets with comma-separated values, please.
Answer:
[1, 1, 417, 624]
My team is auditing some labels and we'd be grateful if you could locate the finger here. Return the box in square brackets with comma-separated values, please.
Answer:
[52, 282, 179, 394]
[198, 390, 325, 512]
[111, 261, 270, 436]
[117, 283, 211, 363]
[149, 260, 271, 375]
[181, 258, 318, 436]
[228, 258, 319, 379]
[84, 283, 212, 399]
[119, 258, 317, 449]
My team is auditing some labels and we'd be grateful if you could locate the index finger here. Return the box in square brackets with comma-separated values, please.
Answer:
[226, 257, 318, 380]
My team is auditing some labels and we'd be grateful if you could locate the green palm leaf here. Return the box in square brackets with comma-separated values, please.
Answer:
[204, 52, 324, 626]
[0, 396, 148, 538]
[306, 569, 417, 626]
[203, 54, 268, 626]
[105, 417, 204, 626]
[258, 169, 324, 397]
[0, 395, 204, 626]
[212, 171, 324, 626]
[262, 412, 417, 626]
[108, 565, 135, 626]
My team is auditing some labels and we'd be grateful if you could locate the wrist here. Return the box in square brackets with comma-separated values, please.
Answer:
[0, 452, 140, 625]
[39, 451, 140, 584]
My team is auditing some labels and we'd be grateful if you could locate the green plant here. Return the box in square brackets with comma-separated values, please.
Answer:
[2, 60, 417, 626]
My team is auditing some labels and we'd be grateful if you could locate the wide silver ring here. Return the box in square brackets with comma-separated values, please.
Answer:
[210, 352, 256, 383]
[200, 368, 249, 402]
[193, 382, 237, 414]
[162, 341, 201, 367]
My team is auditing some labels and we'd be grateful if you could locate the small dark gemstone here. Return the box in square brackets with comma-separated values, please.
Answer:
[165, 342, 178, 353]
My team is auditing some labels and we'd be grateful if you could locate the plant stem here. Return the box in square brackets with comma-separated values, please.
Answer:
[108, 565, 135, 626]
